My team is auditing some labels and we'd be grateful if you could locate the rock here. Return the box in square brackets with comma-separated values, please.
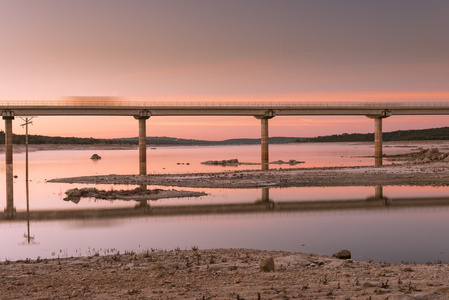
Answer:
[66, 188, 82, 197]
[259, 257, 275, 272]
[201, 159, 239, 166]
[63, 196, 81, 204]
[424, 148, 440, 159]
[333, 249, 351, 260]
[90, 154, 101, 160]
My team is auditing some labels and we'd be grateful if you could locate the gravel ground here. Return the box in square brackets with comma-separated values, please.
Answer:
[2, 249, 449, 299]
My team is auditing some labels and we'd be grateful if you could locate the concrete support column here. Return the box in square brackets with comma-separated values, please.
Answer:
[255, 112, 274, 171]
[261, 118, 269, 170]
[367, 111, 390, 167]
[374, 117, 383, 166]
[4, 116, 15, 219]
[138, 117, 149, 175]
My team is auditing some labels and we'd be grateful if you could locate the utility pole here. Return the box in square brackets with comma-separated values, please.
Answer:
[20, 117, 34, 243]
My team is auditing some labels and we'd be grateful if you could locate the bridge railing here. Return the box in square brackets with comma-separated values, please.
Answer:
[1, 100, 449, 108]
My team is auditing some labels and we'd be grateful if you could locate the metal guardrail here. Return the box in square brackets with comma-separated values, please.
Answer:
[1, 100, 449, 108]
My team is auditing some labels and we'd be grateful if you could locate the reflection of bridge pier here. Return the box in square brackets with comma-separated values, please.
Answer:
[366, 185, 391, 205]
[261, 187, 269, 202]
[375, 185, 383, 199]
[3, 114, 15, 219]
[256, 188, 274, 209]
[136, 200, 151, 212]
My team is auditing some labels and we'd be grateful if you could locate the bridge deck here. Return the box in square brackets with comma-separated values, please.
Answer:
[2, 101, 449, 116]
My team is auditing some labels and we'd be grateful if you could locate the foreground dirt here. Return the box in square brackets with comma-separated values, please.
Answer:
[49, 162, 449, 188]
[1, 249, 448, 300]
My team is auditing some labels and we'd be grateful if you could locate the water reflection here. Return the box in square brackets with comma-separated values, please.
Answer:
[3, 185, 449, 221]
[3, 185, 449, 263]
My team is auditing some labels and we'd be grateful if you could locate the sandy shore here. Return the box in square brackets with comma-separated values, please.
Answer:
[49, 162, 449, 188]
[1, 249, 448, 299]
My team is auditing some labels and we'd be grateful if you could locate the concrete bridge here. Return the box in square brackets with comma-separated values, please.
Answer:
[2, 100, 449, 218]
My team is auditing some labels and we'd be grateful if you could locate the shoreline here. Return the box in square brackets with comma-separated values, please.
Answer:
[1, 248, 448, 299]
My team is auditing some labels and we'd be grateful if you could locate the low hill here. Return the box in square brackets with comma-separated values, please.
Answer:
[1, 127, 448, 145]
[0, 131, 300, 145]
[296, 127, 449, 143]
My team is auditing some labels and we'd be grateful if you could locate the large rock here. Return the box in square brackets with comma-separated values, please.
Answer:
[423, 148, 441, 160]
[259, 257, 275, 272]
[333, 249, 351, 260]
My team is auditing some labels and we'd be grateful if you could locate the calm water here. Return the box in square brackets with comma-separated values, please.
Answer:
[1, 141, 449, 263]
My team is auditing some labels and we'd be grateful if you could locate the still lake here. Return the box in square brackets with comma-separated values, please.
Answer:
[1, 141, 449, 263]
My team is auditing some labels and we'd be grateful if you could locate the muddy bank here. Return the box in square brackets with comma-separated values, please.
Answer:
[49, 162, 449, 188]
[1, 249, 448, 299]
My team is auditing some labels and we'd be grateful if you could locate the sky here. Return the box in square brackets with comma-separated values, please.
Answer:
[1, 0, 449, 140]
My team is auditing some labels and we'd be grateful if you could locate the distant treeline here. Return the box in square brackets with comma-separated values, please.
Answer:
[296, 127, 449, 143]
[1, 127, 449, 145]
[0, 131, 299, 145]
[0, 132, 120, 145]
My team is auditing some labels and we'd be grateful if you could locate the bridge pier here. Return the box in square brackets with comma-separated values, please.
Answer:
[367, 112, 390, 167]
[374, 117, 383, 166]
[255, 112, 274, 170]
[134, 115, 150, 175]
[3, 116, 15, 219]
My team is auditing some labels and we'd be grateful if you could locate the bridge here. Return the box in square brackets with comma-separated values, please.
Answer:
[2, 100, 449, 218]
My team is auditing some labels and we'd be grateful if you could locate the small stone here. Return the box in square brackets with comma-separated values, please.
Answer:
[333, 249, 351, 259]
[259, 257, 275, 272]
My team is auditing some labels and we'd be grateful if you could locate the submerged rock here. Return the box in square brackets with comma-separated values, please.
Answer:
[90, 154, 101, 160]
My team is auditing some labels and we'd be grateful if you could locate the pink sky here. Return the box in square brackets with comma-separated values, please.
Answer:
[1, 1, 448, 140]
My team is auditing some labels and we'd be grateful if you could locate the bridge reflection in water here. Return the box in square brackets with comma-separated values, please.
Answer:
[2, 186, 449, 223]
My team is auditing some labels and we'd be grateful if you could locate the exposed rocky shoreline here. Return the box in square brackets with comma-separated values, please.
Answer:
[49, 161, 449, 188]
[1, 249, 448, 299]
